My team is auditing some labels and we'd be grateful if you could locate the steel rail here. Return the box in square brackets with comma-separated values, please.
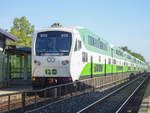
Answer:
[77, 74, 146, 113]
[115, 74, 149, 113]
[25, 77, 126, 113]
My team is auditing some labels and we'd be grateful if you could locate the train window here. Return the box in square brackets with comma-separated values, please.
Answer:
[85, 53, 88, 62]
[127, 55, 132, 59]
[78, 40, 82, 50]
[113, 59, 116, 64]
[99, 65, 103, 72]
[94, 64, 103, 72]
[36, 31, 72, 56]
[88, 36, 94, 46]
[82, 52, 88, 62]
[82, 52, 85, 62]
[88, 35, 107, 51]
[74, 39, 77, 51]
[100, 41, 103, 49]
[75, 40, 82, 51]
[116, 50, 123, 56]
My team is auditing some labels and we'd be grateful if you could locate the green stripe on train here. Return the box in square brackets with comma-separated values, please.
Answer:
[80, 63, 141, 76]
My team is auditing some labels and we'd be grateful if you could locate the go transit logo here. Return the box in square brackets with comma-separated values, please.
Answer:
[45, 69, 57, 75]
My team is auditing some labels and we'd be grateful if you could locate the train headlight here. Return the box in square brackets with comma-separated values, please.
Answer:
[32, 77, 36, 81]
[62, 60, 69, 65]
[34, 60, 41, 65]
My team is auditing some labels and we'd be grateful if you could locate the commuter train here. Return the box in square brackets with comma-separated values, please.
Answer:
[32, 26, 148, 88]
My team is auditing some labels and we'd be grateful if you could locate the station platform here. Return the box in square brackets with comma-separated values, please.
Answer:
[138, 79, 150, 113]
[0, 86, 32, 95]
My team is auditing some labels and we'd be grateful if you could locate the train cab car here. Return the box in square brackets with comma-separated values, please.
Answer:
[32, 26, 148, 89]
[32, 26, 83, 88]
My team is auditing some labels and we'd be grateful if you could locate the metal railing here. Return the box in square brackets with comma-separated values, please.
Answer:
[0, 72, 141, 113]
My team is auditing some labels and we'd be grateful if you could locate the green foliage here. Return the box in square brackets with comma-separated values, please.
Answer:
[120, 46, 146, 62]
[120, 46, 131, 53]
[8, 16, 34, 47]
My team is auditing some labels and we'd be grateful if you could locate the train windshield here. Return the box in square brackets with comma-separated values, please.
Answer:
[36, 31, 72, 56]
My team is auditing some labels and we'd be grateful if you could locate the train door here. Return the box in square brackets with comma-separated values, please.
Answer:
[90, 56, 93, 78]
[104, 58, 107, 76]
[111, 48, 114, 74]
[70, 39, 82, 80]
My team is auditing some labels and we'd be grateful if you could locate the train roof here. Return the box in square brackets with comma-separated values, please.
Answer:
[78, 28, 110, 45]
[78, 27, 146, 64]
[35, 26, 84, 32]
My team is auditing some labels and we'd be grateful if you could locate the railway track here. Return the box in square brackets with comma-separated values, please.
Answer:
[116, 73, 150, 113]
[24, 73, 147, 113]
[77, 74, 149, 113]
[0, 72, 143, 113]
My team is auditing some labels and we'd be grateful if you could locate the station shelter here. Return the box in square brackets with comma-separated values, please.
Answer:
[0, 28, 31, 88]
[6, 46, 31, 86]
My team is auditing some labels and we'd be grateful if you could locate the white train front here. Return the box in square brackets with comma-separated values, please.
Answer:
[32, 27, 84, 88]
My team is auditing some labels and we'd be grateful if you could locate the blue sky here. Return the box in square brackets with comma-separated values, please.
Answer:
[0, 0, 150, 62]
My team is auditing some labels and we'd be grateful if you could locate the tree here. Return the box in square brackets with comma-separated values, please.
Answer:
[120, 46, 131, 53]
[8, 16, 34, 47]
[120, 46, 146, 62]
[131, 52, 146, 62]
